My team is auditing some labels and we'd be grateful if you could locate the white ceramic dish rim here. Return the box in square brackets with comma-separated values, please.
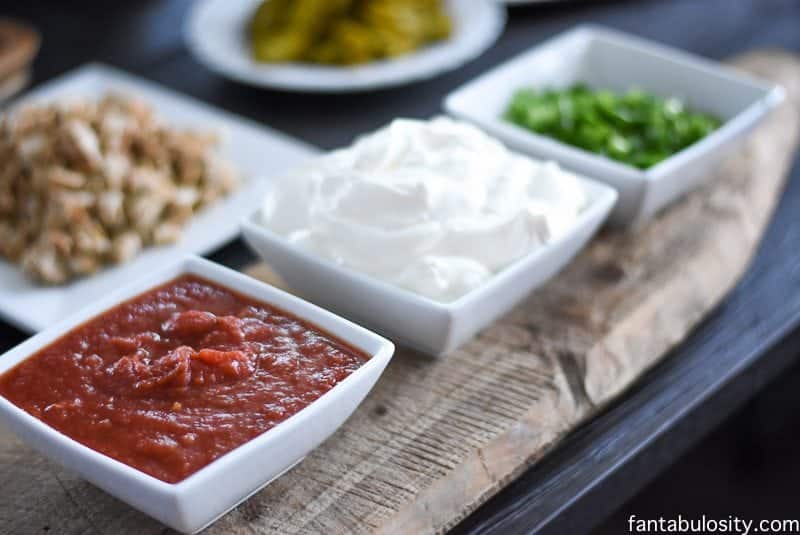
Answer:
[241, 174, 618, 313]
[0, 255, 394, 497]
[184, 0, 507, 92]
[444, 24, 786, 182]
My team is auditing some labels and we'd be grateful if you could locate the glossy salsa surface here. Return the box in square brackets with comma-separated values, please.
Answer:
[0, 275, 370, 483]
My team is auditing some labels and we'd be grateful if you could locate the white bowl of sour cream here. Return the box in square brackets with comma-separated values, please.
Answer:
[243, 118, 617, 356]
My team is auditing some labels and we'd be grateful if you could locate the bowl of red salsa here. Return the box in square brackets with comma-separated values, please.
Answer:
[0, 255, 394, 534]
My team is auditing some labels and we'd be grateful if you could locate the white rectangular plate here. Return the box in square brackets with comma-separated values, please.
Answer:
[0, 63, 317, 332]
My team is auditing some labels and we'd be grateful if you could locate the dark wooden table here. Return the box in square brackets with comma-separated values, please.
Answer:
[0, 0, 799, 533]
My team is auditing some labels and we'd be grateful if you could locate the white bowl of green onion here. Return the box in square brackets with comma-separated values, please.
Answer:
[444, 25, 784, 225]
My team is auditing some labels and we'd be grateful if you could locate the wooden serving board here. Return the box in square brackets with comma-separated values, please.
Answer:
[0, 51, 799, 535]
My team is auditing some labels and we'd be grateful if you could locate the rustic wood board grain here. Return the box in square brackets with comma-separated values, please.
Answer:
[0, 51, 799, 535]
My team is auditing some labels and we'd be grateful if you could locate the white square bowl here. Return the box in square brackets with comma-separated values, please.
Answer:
[444, 25, 785, 225]
[242, 177, 617, 357]
[0, 255, 394, 534]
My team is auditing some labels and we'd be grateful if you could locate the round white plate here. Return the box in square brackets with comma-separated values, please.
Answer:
[185, 0, 506, 93]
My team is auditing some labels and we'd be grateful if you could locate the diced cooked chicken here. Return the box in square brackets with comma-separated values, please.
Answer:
[16, 133, 46, 162]
[103, 152, 131, 190]
[68, 254, 100, 276]
[0, 93, 239, 283]
[21, 246, 68, 285]
[48, 167, 86, 189]
[61, 118, 103, 171]
[129, 193, 167, 235]
[74, 219, 111, 255]
[98, 190, 125, 228]
[111, 231, 142, 264]
[153, 221, 183, 245]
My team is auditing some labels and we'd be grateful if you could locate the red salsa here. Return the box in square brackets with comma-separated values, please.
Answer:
[0, 275, 370, 483]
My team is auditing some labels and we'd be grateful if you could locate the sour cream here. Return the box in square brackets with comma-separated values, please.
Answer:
[259, 117, 588, 302]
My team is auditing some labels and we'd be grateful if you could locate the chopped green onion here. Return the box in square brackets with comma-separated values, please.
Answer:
[503, 84, 722, 169]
